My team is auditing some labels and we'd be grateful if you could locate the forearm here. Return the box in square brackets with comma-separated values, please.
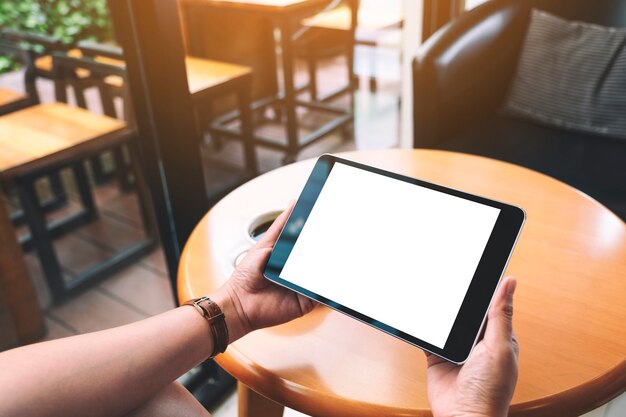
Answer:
[0, 289, 241, 417]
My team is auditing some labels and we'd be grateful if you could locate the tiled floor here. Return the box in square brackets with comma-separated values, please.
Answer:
[1, 44, 401, 416]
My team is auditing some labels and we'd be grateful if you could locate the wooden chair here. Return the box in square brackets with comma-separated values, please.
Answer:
[186, 56, 257, 175]
[0, 38, 69, 222]
[296, 0, 360, 104]
[353, 4, 403, 93]
[300, 2, 402, 92]
[76, 41, 259, 175]
[0, 29, 134, 186]
[0, 50, 156, 303]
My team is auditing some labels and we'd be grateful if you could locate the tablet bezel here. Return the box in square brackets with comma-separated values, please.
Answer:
[264, 154, 525, 363]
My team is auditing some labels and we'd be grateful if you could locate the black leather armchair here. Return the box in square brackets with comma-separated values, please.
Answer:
[413, 0, 626, 221]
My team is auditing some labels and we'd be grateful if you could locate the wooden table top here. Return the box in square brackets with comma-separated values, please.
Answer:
[0, 102, 125, 179]
[0, 88, 25, 108]
[178, 149, 626, 417]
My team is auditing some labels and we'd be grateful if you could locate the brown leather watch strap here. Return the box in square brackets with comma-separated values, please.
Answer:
[183, 296, 229, 358]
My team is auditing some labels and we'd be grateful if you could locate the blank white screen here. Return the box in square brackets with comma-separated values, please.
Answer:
[280, 163, 501, 348]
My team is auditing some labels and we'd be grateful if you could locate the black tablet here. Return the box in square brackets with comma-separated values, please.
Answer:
[264, 154, 525, 363]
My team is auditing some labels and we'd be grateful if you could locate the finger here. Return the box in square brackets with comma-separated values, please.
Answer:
[425, 351, 447, 367]
[484, 276, 517, 346]
[257, 200, 296, 248]
[238, 247, 273, 276]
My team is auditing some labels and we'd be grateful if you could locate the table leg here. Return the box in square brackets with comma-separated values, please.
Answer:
[0, 187, 45, 346]
[238, 382, 284, 417]
[278, 18, 299, 165]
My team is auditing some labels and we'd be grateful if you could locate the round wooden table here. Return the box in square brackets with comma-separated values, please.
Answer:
[178, 149, 626, 417]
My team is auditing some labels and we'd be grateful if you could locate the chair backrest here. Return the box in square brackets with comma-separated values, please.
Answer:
[74, 42, 133, 123]
[77, 41, 124, 62]
[52, 51, 133, 124]
[0, 28, 62, 55]
[0, 38, 39, 105]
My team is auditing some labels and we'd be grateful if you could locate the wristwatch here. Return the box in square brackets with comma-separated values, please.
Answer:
[183, 296, 229, 358]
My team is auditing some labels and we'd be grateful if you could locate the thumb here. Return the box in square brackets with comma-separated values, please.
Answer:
[484, 276, 517, 346]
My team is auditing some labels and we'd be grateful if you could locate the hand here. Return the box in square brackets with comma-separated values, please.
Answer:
[426, 276, 519, 417]
[216, 202, 316, 343]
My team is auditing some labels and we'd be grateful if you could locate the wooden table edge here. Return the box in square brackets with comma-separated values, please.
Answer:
[209, 346, 626, 417]
[510, 359, 626, 416]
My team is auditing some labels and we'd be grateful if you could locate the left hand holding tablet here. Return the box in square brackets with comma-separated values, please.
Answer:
[215, 202, 317, 343]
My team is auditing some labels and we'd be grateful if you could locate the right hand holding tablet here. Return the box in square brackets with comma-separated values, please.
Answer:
[425, 277, 519, 417]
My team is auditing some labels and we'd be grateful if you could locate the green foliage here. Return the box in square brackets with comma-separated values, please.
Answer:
[0, 0, 113, 72]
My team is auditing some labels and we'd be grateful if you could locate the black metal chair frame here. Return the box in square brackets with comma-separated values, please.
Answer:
[7, 52, 157, 303]
[0, 39, 72, 225]
[80, 41, 260, 176]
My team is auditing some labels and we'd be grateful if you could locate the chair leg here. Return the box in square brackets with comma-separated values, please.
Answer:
[71, 162, 97, 220]
[368, 46, 378, 93]
[237, 79, 258, 176]
[16, 175, 66, 303]
[48, 172, 67, 205]
[342, 49, 356, 142]
[113, 146, 133, 192]
[89, 155, 108, 184]
[307, 54, 318, 102]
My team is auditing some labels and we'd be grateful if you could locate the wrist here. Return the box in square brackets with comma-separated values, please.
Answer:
[210, 285, 249, 344]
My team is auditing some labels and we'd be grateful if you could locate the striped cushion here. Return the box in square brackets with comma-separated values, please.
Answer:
[503, 9, 626, 140]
